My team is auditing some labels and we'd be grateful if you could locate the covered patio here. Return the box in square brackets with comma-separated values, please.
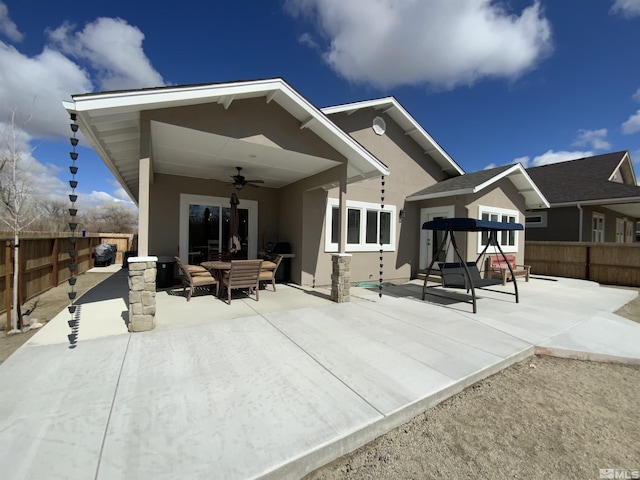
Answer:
[1, 267, 639, 479]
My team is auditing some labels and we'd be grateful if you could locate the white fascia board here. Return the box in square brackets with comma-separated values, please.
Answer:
[552, 197, 640, 208]
[473, 164, 521, 192]
[69, 79, 285, 112]
[406, 188, 474, 202]
[322, 97, 396, 115]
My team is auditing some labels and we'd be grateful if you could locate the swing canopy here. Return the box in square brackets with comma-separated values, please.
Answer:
[422, 217, 524, 232]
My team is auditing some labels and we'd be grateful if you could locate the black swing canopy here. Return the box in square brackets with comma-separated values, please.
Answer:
[421, 217, 524, 313]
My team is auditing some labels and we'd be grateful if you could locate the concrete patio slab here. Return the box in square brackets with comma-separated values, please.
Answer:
[536, 311, 640, 364]
[1, 274, 639, 479]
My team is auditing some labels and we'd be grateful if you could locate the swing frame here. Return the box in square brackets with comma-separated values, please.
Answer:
[421, 217, 524, 313]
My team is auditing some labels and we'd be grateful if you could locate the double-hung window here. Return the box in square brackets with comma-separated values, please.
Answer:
[326, 199, 396, 252]
[477, 206, 518, 253]
[592, 213, 605, 242]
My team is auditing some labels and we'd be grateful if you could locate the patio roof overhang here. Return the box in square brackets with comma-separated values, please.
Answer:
[63, 79, 390, 205]
[550, 198, 640, 217]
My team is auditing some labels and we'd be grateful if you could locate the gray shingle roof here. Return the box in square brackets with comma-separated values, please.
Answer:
[409, 165, 513, 197]
[526, 151, 640, 204]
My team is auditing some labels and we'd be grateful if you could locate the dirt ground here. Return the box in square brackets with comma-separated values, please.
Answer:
[1, 277, 639, 479]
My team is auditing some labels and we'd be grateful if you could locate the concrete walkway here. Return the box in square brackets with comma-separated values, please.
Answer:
[0, 271, 639, 479]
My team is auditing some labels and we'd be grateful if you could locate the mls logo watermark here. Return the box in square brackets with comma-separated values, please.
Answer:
[600, 468, 640, 479]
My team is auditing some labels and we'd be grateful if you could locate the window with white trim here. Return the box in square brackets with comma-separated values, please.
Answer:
[325, 199, 396, 252]
[626, 220, 635, 243]
[592, 212, 604, 242]
[525, 211, 547, 228]
[477, 206, 518, 253]
[616, 218, 624, 243]
[617, 218, 635, 243]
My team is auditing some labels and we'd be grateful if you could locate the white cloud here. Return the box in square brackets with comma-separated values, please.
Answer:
[622, 109, 640, 134]
[633, 88, 640, 103]
[0, 16, 164, 211]
[286, 0, 552, 89]
[0, 1, 23, 42]
[525, 150, 593, 167]
[298, 32, 319, 50]
[512, 155, 531, 168]
[0, 42, 92, 140]
[611, 0, 640, 17]
[46, 17, 165, 91]
[572, 128, 611, 150]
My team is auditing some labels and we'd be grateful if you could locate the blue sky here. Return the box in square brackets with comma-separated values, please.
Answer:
[1, 0, 640, 209]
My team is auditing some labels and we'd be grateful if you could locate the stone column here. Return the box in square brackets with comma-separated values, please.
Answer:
[127, 256, 157, 332]
[331, 253, 352, 303]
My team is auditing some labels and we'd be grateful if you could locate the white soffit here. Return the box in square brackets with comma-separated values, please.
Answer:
[150, 121, 340, 187]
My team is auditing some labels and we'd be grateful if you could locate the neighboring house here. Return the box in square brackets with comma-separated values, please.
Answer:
[526, 151, 640, 243]
[64, 78, 548, 287]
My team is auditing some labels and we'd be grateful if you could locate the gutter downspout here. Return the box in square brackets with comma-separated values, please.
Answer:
[577, 203, 583, 242]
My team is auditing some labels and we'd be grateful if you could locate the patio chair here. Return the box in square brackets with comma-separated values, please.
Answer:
[220, 259, 263, 304]
[258, 254, 283, 291]
[175, 256, 219, 301]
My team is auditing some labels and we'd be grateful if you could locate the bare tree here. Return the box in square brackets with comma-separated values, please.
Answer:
[82, 202, 137, 233]
[30, 199, 68, 232]
[0, 110, 40, 332]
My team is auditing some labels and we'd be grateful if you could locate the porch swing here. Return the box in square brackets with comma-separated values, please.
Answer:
[421, 218, 524, 313]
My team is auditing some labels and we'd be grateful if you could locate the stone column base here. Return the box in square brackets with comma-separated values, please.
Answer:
[331, 254, 351, 303]
[127, 257, 157, 332]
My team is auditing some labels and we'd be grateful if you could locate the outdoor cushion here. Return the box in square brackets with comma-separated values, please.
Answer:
[186, 264, 208, 273]
[261, 261, 277, 270]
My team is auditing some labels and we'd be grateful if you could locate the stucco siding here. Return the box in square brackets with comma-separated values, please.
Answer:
[148, 173, 279, 258]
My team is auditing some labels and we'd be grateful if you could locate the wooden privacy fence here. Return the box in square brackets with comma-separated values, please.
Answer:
[0, 232, 136, 318]
[525, 241, 640, 287]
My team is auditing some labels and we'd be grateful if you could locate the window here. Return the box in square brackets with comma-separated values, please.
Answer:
[525, 211, 547, 228]
[477, 206, 519, 253]
[325, 199, 396, 252]
[592, 213, 604, 242]
[626, 220, 635, 243]
[616, 218, 624, 243]
[617, 218, 635, 243]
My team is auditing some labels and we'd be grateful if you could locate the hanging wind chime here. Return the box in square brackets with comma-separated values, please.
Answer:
[379, 175, 384, 298]
[67, 113, 80, 348]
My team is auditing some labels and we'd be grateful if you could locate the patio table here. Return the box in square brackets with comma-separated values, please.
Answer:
[201, 261, 231, 281]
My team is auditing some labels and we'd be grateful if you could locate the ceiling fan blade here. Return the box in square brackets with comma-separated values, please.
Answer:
[244, 179, 264, 184]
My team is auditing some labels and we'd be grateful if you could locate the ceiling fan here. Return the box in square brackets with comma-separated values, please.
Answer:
[227, 167, 264, 190]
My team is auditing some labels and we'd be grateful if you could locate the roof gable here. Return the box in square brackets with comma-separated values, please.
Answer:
[322, 97, 464, 177]
[526, 151, 640, 205]
[406, 164, 549, 209]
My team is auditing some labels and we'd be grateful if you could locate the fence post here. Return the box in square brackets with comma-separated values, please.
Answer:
[585, 245, 590, 281]
[5, 240, 11, 331]
[52, 238, 59, 287]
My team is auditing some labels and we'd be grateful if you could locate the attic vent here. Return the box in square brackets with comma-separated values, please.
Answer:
[372, 116, 386, 135]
